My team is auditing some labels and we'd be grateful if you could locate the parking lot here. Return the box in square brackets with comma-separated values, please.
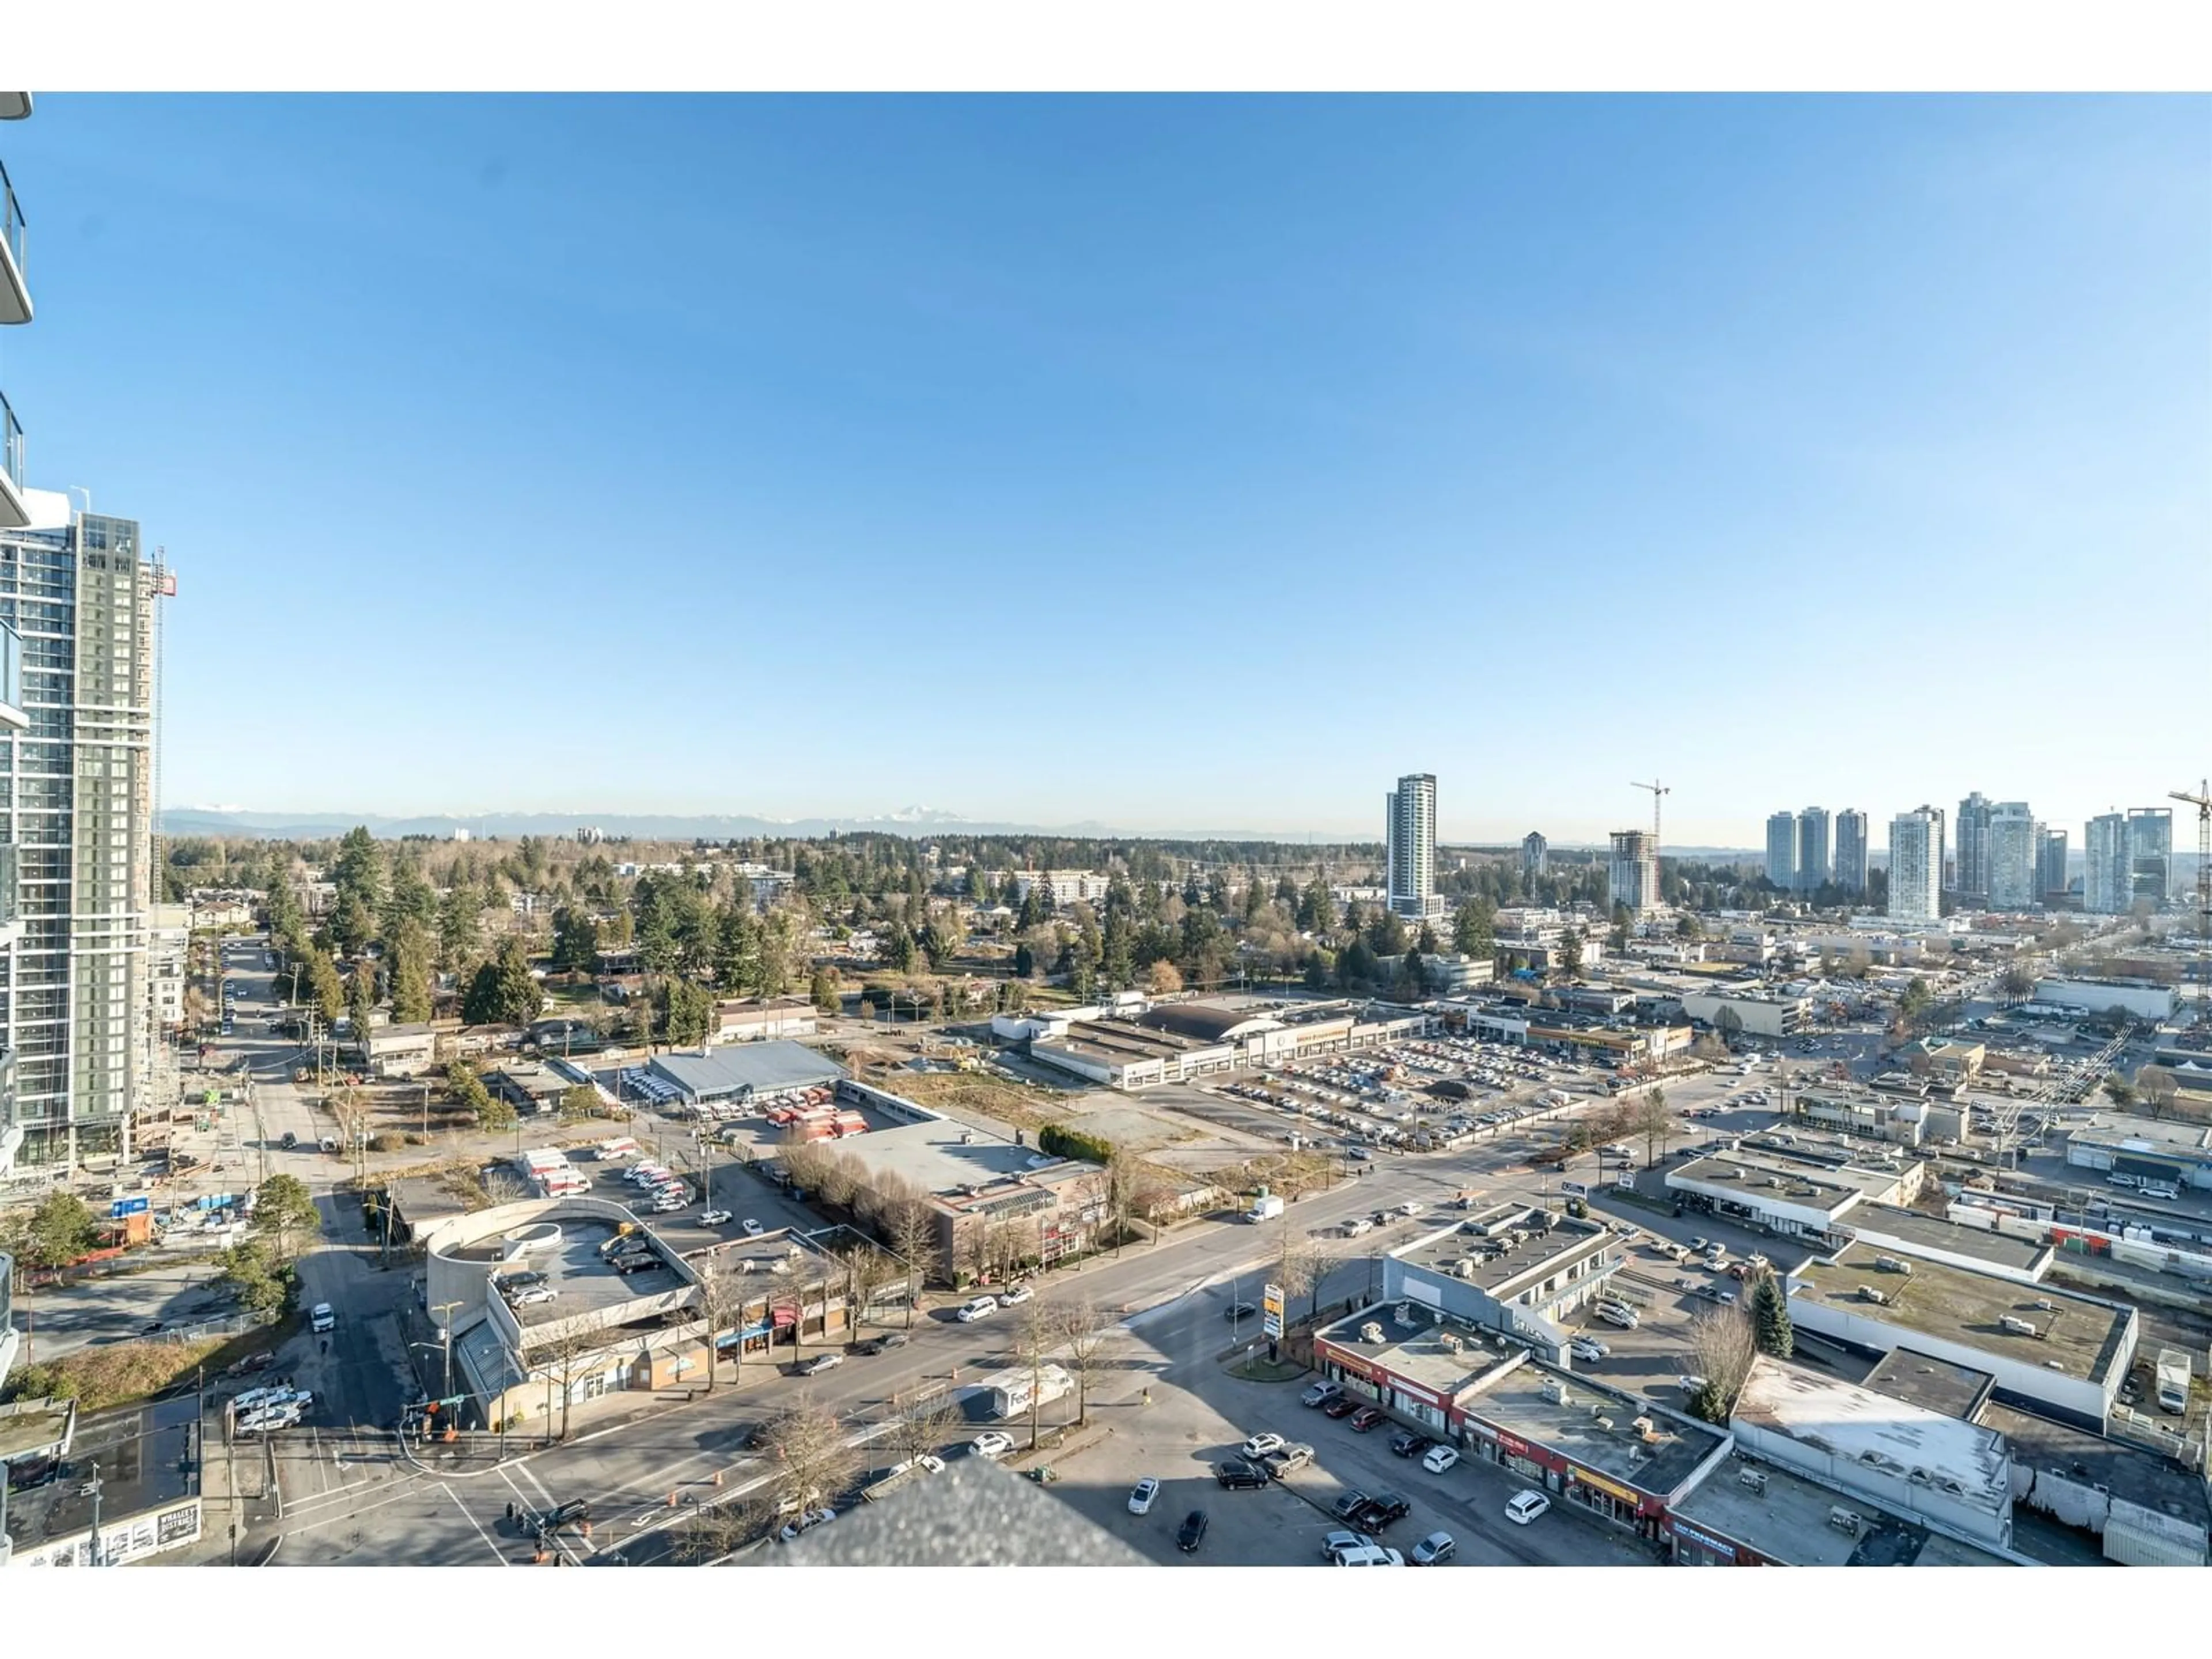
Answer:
[1038, 1345, 1660, 1567]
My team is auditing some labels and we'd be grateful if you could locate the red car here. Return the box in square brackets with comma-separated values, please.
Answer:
[1349, 1406, 1388, 1433]
[1322, 1396, 1361, 1420]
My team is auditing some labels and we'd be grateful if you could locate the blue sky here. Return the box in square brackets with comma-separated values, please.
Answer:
[3, 95, 2204, 844]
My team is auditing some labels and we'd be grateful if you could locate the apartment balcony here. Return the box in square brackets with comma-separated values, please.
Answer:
[0, 619, 22, 732]
[0, 390, 25, 529]
[0, 160, 26, 324]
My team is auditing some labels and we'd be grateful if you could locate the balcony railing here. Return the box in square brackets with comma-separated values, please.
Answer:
[0, 159, 24, 324]
[1, 388, 20, 491]
[0, 842, 17, 931]
[0, 620, 21, 729]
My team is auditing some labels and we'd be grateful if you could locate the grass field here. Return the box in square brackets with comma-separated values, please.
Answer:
[888, 1070, 1075, 1133]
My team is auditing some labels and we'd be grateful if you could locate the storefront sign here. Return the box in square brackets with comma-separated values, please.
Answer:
[1569, 1465, 1642, 1509]
[771, 1304, 799, 1329]
[1492, 1428, 1531, 1459]
[1263, 1283, 1285, 1340]
[1668, 1517, 1740, 1561]
[1393, 1378, 1440, 1407]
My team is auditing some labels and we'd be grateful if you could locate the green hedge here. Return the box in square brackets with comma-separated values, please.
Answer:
[1039, 1123, 1115, 1165]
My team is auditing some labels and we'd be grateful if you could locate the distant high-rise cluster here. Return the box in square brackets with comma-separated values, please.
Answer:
[2128, 808, 2172, 906]
[1766, 807, 1859, 896]
[1955, 791, 1994, 902]
[1986, 801, 2036, 910]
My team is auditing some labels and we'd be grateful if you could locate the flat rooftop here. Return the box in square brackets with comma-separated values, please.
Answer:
[1052, 1021, 1217, 1062]
[1733, 1358, 2013, 1513]
[1463, 1364, 1726, 1498]
[2069, 1113, 2212, 1156]
[648, 1040, 844, 1101]
[1846, 1204, 2052, 1278]
[1674, 1454, 2012, 1567]
[1315, 1305, 1524, 1400]
[801, 1115, 1077, 1200]
[0, 1395, 75, 1461]
[1394, 1216, 1619, 1295]
[1672, 1154, 1862, 1215]
[501, 1215, 691, 1329]
[1863, 1349, 1998, 1420]
[1980, 1401, 2211, 1535]
[1794, 1243, 2132, 1385]
[1, 1395, 198, 1551]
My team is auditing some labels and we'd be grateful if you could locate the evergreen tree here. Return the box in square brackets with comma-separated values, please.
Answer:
[1750, 1267, 1794, 1358]
[388, 919, 434, 1024]
[464, 937, 543, 1027]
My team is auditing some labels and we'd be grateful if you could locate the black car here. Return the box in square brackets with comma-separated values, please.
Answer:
[1224, 1301, 1259, 1321]
[1214, 1459, 1269, 1490]
[1330, 1490, 1372, 1522]
[1388, 1430, 1435, 1459]
[1176, 1509, 1210, 1554]
[527, 1498, 591, 1539]
[1354, 1491, 1412, 1529]
[280, 1131, 297, 1149]
[858, 1333, 910, 1356]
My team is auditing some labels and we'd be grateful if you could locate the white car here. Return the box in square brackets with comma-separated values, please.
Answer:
[1676, 1374, 1710, 1394]
[699, 1209, 733, 1227]
[1241, 1433, 1285, 1460]
[1421, 1444, 1460, 1474]
[1570, 1336, 1610, 1362]
[997, 1283, 1034, 1306]
[956, 1297, 998, 1323]
[1127, 1477, 1161, 1515]
[1505, 1489, 1551, 1525]
[971, 1431, 1015, 1461]
[741, 1219, 764, 1237]
[777, 1506, 836, 1542]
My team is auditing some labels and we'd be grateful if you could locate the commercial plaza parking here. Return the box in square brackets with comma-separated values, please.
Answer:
[1037, 1327, 1658, 1567]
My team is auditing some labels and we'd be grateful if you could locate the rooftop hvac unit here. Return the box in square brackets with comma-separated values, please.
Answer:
[1858, 1285, 1888, 1305]
[2033, 1298, 2055, 1312]
[1541, 1379, 1572, 1407]
[1874, 1255, 1909, 1273]
[1738, 1468, 1767, 1494]
[1455, 1259, 1479, 1280]
[1439, 1332, 1463, 1354]
[1999, 1315, 2039, 1337]
[1594, 1417, 1614, 1431]
[1360, 1322, 1385, 1344]
[1393, 1302, 1416, 1327]
[1827, 1507, 1864, 1536]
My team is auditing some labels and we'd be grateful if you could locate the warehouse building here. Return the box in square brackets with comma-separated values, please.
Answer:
[1980, 1401, 2210, 1567]
[1788, 1243, 2137, 1430]
[2062, 1112, 2212, 1194]
[645, 1039, 844, 1107]
[1665, 1450, 2018, 1567]
[1728, 1358, 2017, 1552]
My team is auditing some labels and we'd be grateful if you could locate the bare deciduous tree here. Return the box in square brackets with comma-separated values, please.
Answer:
[1277, 1226, 1340, 1326]
[1013, 1294, 1057, 1450]
[880, 1188, 942, 1314]
[1685, 1302, 1759, 1424]
[1047, 1297, 1114, 1426]
[674, 1494, 770, 1563]
[1625, 1089, 1680, 1169]
[756, 1395, 859, 1517]
[882, 1383, 963, 1468]
[694, 1259, 753, 1393]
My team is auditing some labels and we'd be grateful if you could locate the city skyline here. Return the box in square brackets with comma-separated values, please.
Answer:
[0, 95, 2199, 830]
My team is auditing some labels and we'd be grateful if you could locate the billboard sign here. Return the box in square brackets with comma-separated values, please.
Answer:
[1262, 1282, 1285, 1339]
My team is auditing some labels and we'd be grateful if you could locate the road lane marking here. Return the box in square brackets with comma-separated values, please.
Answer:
[444, 1482, 513, 1565]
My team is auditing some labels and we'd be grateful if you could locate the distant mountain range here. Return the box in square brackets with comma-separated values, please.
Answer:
[159, 806, 1762, 857]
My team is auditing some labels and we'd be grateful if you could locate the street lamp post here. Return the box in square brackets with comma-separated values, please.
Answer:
[430, 1300, 464, 1399]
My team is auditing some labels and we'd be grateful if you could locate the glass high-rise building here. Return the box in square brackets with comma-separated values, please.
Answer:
[1521, 831, 1547, 879]
[1834, 810, 1869, 897]
[1888, 807, 1943, 925]
[2036, 827, 2069, 905]
[1795, 808, 1831, 895]
[2085, 813, 2130, 915]
[1609, 829, 1657, 915]
[1385, 773, 1440, 920]
[0, 491, 162, 1169]
[2127, 808, 2173, 906]
[1955, 791, 1993, 900]
[1764, 810, 1797, 891]
[1987, 802, 2036, 910]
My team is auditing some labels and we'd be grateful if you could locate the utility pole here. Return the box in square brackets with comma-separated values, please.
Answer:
[431, 1300, 464, 1399]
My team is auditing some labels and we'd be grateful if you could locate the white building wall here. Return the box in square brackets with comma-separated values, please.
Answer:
[1729, 1412, 2013, 1550]
[1785, 1293, 2123, 1427]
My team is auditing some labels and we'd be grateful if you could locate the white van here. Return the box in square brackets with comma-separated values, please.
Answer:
[1594, 1302, 1640, 1330]
[309, 1302, 336, 1334]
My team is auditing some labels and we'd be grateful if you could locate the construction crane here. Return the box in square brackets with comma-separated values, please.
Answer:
[2170, 779, 2211, 1021]
[1629, 779, 1669, 852]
